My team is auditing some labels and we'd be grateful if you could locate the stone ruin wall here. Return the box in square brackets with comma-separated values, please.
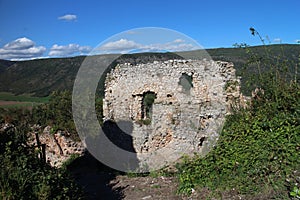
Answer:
[28, 126, 85, 167]
[103, 59, 245, 158]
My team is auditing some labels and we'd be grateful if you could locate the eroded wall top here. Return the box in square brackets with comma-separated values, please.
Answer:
[103, 59, 243, 164]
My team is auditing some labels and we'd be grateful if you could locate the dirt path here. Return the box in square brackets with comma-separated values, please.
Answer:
[0, 100, 28, 106]
[67, 153, 196, 200]
[110, 175, 183, 200]
[68, 153, 258, 200]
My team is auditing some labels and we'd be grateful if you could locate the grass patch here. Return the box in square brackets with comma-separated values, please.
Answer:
[0, 92, 49, 103]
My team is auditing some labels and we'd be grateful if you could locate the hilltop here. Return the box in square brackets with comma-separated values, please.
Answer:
[0, 44, 299, 97]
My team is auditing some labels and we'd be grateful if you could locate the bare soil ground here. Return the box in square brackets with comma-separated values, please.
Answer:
[110, 175, 185, 200]
[0, 100, 27, 106]
[68, 152, 277, 200]
[110, 175, 276, 200]
[68, 153, 195, 200]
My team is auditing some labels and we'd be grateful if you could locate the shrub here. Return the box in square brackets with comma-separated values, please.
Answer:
[0, 122, 84, 199]
[177, 28, 300, 198]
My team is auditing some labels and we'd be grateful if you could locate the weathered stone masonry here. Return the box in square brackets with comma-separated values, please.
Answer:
[103, 59, 243, 158]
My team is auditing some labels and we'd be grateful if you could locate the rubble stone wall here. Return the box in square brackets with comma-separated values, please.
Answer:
[103, 59, 244, 159]
[28, 126, 85, 167]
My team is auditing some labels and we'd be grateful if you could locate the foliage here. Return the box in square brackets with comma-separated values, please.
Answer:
[143, 92, 156, 107]
[1, 30, 300, 199]
[0, 90, 104, 142]
[0, 102, 40, 109]
[224, 80, 239, 91]
[95, 95, 104, 126]
[0, 107, 34, 129]
[31, 90, 79, 141]
[177, 28, 300, 199]
[0, 121, 84, 199]
[208, 44, 300, 95]
[143, 92, 156, 119]
[61, 153, 81, 170]
[290, 186, 300, 199]
[137, 119, 152, 126]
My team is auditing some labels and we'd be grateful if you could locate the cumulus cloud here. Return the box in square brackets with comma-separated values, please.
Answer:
[97, 38, 199, 54]
[0, 37, 46, 60]
[58, 14, 77, 21]
[144, 39, 197, 52]
[49, 44, 92, 57]
[173, 39, 185, 43]
[99, 39, 142, 52]
[295, 39, 300, 44]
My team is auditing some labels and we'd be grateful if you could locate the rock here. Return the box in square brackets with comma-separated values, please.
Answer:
[28, 127, 85, 168]
[142, 195, 152, 199]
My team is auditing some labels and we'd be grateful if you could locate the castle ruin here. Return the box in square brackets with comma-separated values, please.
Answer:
[103, 59, 243, 162]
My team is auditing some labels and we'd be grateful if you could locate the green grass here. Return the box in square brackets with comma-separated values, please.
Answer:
[0, 92, 49, 103]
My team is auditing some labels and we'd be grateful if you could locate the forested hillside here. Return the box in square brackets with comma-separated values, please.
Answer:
[0, 44, 299, 97]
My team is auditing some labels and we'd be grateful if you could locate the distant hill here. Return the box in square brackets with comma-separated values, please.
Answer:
[0, 56, 85, 96]
[208, 44, 300, 69]
[0, 44, 299, 97]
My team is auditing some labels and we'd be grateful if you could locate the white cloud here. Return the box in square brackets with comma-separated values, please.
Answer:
[173, 39, 185, 43]
[273, 38, 282, 43]
[0, 37, 46, 60]
[144, 39, 197, 52]
[49, 44, 92, 57]
[4, 37, 34, 50]
[58, 14, 77, 21]
[99, 39, 142, 52]
[295, 39, 300, 44]
[97, 38, 199, 54]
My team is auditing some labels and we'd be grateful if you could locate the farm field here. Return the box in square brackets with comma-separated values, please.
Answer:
[0, 92, 49, 108]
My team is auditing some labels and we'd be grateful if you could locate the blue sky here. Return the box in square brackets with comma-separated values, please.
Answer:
[0, 0, 299, 60]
